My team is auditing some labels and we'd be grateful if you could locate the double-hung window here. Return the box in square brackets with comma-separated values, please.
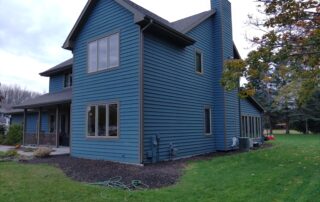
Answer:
[88, 33, 120, 73]
[87, 103, 119, 138]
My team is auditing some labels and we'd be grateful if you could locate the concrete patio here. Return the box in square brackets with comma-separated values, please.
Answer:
[0, 145, 70, 157]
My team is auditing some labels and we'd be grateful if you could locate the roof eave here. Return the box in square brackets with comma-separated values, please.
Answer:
[137, 17, 195, 46]
[248, 96, 266, 113]
[14, 100, 72, 109]
[39, 65, 72, 77]
[63, 0, 195, 50]
[62, 0, 96, 50]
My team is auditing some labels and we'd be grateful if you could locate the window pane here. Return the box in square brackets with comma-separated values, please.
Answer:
[88, 41, 98, 73]
[196, 52, 202, 73]
[205, 108, 211, 134]
[49, 115, 55, 133]
[69, 74, 72, 87]
[64, 74, 69, 88]
[98, 37, 108, 70]
[241, 116, 245, 137]
[98, 105, 106, 136]
[251, 117, 254, 138]
[109, 104, 118, 137]
[87, 106, 96, 136]
[109, 33, 119, 68]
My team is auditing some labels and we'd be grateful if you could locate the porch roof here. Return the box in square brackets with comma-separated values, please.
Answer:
[14, 88, 72, 109]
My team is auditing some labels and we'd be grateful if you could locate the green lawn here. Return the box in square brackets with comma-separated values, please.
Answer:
[1, 135, 319, 202]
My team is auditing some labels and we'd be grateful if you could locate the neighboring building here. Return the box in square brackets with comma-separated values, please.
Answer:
[0, 104, 13, 129]
[12, 0, 264, 164]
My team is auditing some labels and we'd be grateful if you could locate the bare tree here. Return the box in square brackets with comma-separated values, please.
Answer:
[0, 83, 42, 105]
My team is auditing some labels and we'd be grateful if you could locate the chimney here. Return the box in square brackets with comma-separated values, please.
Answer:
[211, 0, 233, 60]
[211, 0, 240, 151]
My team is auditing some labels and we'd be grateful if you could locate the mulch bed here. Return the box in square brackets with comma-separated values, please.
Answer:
[21, 142, 273, 189]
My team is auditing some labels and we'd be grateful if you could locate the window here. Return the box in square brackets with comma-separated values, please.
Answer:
[241, 115, 262, 138]
[204, 106, 212, 135]
[88, 33, 120, 73]
[195, 50, 203, 74]
[49, 114, 55, 133]
[87, 103, 119, 138]
[64, 73, 72, 88]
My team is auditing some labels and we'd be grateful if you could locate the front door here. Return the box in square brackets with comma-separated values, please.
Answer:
[59, 112, 70, 147]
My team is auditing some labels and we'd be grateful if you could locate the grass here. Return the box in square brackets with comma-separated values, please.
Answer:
[0, 135, 319, 202]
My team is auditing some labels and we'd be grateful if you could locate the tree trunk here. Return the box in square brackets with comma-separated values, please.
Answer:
[285, 117, 290, 134]
[268, 115, 273, 135]
[305, 119, 309, 134]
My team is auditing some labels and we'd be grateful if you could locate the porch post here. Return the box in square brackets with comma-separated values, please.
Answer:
[37, 108, 42, 145]
[23, 109, 27, 145]
[69, 104, 72, 153]
[55, 106, 59, 148]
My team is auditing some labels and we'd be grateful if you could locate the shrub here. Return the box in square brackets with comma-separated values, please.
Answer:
[5, 124, 23, 145]
[5, 150, 18, 157]
[0, 125, 5, 135]
[0, 150, 18, 158]
[33, 147, 52, 158]
[0, 133, 5, 144]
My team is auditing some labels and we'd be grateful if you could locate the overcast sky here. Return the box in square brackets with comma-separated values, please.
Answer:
[0, 0, 260, 93]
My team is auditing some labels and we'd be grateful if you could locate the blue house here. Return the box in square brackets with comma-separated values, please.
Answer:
[13, 0, 264, 164]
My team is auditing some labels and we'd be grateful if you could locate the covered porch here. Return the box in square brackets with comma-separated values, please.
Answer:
[15, 89, 72, 148]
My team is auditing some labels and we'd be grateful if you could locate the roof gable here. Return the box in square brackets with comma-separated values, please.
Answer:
[63, 0, 215, 50]
[247, 96, 265, 113]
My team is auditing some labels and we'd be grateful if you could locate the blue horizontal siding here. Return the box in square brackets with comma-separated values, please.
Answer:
[143, 17, 216, 163]
[223, 0, 240, 149]
[10, 114, 23, 125]
[25, 113, 38, 134]
[49, 74, 65, 93]
[211, 0, 240, 151]
[240, 99, 262, 116]
[71, 0, 140, 164]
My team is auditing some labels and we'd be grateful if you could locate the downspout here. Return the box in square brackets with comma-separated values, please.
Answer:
[139, 19, 153, 164]
[238, 81, 242, 140]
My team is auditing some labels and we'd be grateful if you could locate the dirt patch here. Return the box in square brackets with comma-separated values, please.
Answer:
[22, 142, 273, 189]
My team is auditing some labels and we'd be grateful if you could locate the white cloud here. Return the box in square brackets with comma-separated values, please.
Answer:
[0, 0, 262, 93]
[0, 50, 49, 92]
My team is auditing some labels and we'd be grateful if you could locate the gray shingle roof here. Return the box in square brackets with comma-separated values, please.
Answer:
[40, 58, 73, 77]
[171, 10, 216, 33]
[14, 88, 72, 109]
[0, 103, 23, 114]
[121, 0, 171, 27]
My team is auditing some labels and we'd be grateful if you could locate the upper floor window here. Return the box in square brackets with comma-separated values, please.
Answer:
[64, 73, 72, 88]
[88, 33, 120, 73]
[195, 50, 203, 74]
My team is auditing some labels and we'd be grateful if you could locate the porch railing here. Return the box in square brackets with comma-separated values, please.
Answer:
[24, 133, 57, 146]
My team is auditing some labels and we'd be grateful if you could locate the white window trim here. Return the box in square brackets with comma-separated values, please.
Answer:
[204, 106, 212, 136]
[86, 101, 120, 139]
[87, 32, 120, 73]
